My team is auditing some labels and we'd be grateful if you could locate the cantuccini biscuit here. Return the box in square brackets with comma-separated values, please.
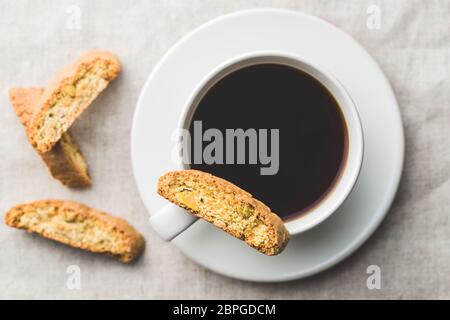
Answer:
[28, 50, 120, 153]
[157, 170, 290, 256]
[4, 200, 145, 263]
[9, 87, 91, 188]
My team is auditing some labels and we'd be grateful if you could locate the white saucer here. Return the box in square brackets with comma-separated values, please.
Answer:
[131, 9, 404, 282]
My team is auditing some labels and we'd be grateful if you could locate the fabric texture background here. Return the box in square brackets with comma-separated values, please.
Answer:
[0, 0, 449, 299]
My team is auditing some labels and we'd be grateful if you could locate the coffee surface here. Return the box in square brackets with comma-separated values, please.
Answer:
[189, 63, 347, 220]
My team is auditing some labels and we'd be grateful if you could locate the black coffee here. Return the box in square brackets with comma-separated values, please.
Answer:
[189, 63, 348, 221]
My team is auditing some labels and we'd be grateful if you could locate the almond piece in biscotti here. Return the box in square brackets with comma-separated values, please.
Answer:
[9, 87, 91, 188]
[157, 170, 290, 256]
[28, 50, 120, 153]
[4, 200, 145, 263]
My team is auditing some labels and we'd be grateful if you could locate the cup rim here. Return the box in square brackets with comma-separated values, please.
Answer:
[177, 50, 364, 235]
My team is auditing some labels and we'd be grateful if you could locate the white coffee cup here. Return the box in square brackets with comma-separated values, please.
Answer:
[150, 51, 363, 241]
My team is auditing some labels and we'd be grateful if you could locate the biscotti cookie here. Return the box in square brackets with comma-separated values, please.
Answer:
[157, 170, 290, 255]
[28, 50, 120, 153]
[4, 200, 145, 263]
[9, 87, 91, 188]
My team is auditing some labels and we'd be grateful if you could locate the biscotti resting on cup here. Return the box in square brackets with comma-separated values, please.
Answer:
[4, 200, 145, 263]
[28, 50, 120, 153]
[9, 87, 91, 188]
[158, 170, 290, 256]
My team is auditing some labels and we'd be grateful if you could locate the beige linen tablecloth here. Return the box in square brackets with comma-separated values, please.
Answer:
[0, 0, 449, 299]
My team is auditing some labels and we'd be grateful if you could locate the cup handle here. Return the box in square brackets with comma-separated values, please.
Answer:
[149, 203, 198, 241]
